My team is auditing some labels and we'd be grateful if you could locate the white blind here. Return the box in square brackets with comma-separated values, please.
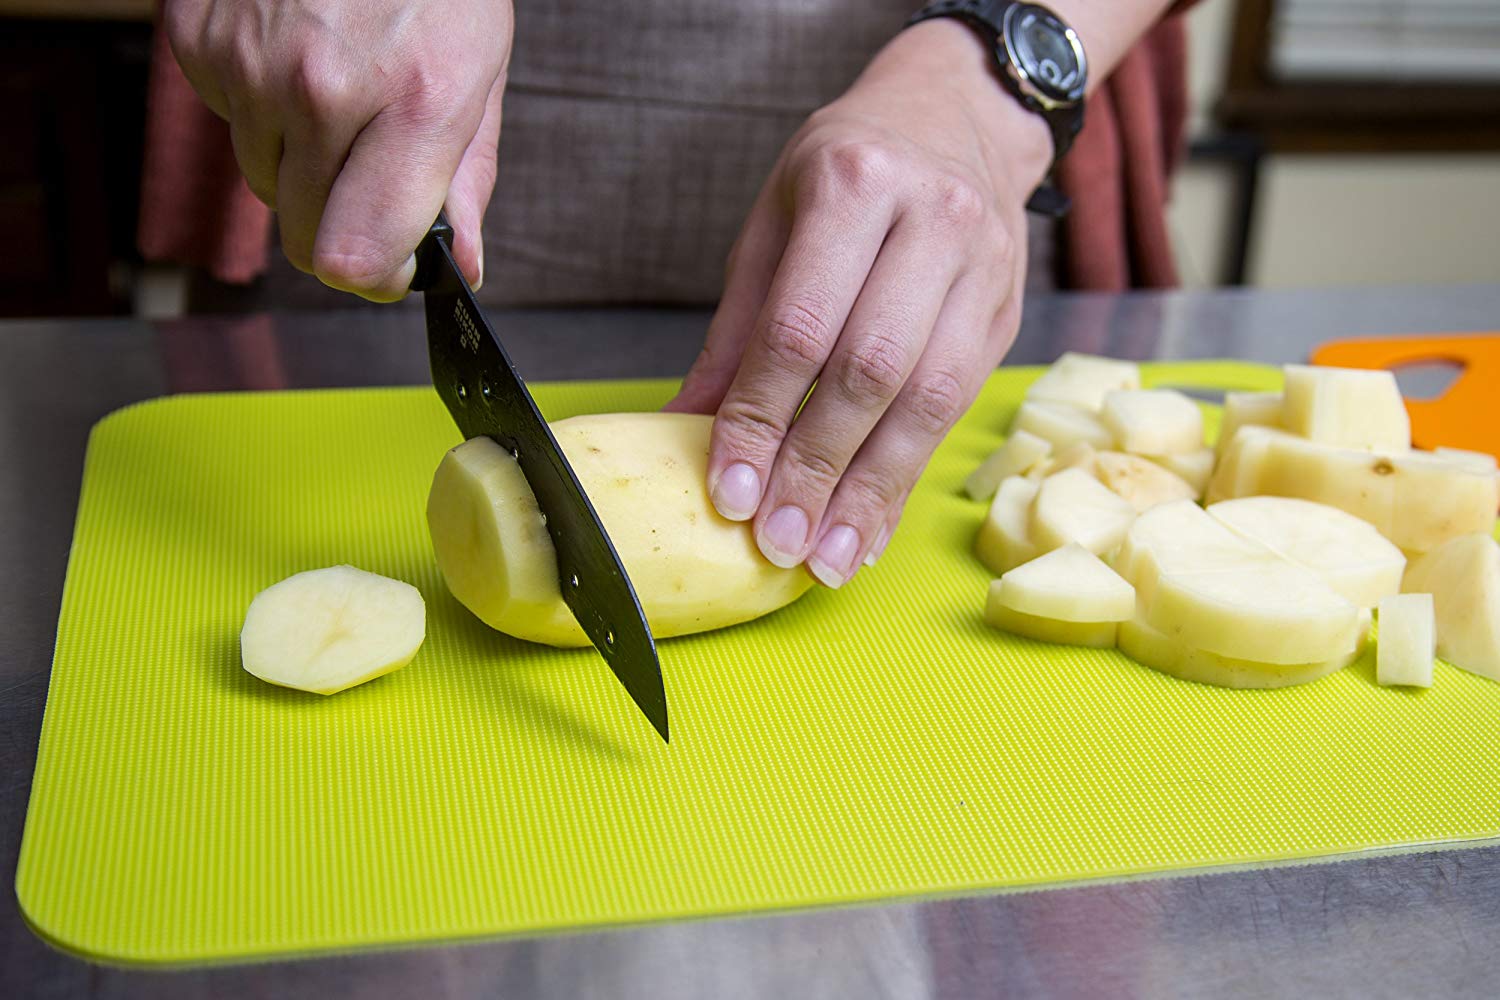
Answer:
[1271, 0, 1500, 81]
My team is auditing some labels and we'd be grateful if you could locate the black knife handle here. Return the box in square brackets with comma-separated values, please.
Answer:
[411, 212, 456, 293]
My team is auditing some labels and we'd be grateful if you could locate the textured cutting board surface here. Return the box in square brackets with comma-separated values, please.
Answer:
[17, 363, 1500, 965]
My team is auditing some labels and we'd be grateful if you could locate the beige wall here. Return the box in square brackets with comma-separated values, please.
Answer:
[1169, 0, 1500, 289]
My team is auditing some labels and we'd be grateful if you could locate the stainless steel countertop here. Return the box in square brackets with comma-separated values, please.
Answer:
[4, 284, 1500, 998]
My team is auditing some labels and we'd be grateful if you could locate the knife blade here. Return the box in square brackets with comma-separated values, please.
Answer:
[412, 214, 669, 742]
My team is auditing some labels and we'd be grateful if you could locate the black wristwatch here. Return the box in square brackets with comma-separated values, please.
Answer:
[906, 1, 1088, 217]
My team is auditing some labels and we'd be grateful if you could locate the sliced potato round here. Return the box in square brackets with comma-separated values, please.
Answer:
[975, 475, 1040, 575]
[984, 586, 1117, 648]
[1101, 389, 1204, 455]
[1094, 451, 1197, 513]
[1118, 610, 1369, 690]
[1216, 391, 1283, 457]
[995, 543, 1135, 623]
[240, 566, 426, 695]
[1146, 448, 1214, 496]
[1024, 352, 1140, 411]
[964, 430, 1052, 502]
[1207, 496, 1406, 607]
[1009, 399, 1115, 451]
[1112, 499, 1271, 607]
[1029, 467, 1137, 556]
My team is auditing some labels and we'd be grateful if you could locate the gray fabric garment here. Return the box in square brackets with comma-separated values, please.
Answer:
[219, 0, 1056, 311]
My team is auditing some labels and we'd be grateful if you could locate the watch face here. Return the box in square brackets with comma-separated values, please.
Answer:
[1006, 4, 1087, 105]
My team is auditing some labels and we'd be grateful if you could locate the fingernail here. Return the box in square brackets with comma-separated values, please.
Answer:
[864, 523, 894, 567]
[808, 525, 860, 588]
[759, 506, 810, 568]
[711, 462, 761, 521]
[474, 242, 484, 290]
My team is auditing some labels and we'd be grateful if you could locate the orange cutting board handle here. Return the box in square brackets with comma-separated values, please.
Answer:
[1310, 333, 1500, 458]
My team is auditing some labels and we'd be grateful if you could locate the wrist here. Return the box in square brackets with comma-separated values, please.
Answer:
[878, 19, 1055, 200]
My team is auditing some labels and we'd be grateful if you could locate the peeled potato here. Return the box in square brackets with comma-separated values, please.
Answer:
[1215, 391, 1283, 457]
[964, 429, 1051, 501]
[1146, 448, 1214, 497]
[984, 588, 1117, 648]
[1024, 352, 1140, 411]
[1376, 593, 1435, 688]
[1207, 496, 1406, 607]
[1281, 364, 1410, 452]
[994, 543, 1135, 623]
[975, 475, 1040, 575]
[1119, 610, 1370, 690]
[1094, 451, 1197, 513]
[1403, 533, 1500, 683]
[427, 413, 813, 647]
[1101, 389, 1204, 456]
[240, 566, 426, 695]
[1207, 427, 1497, 554]
[1010, 399, 1115, 451]
[1029, 467, 1137, 556]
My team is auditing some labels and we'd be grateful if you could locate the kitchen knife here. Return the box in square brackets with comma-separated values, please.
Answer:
[412, 214, 669, 742]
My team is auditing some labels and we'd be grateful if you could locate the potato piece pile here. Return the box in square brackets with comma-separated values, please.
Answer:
[971, 352, 1500, 691]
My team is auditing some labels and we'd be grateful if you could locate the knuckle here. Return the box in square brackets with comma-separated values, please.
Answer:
[287, 51, 358, 124]
[782, 443, 844, 494]
[928, 174, 987, 229]
[716, 398, 789, 458]
[802, 140, 892, 206]
[761, 300, 834, 372]
[902, 367, 970, 435]
[388, 68, 469, 140]
[837, 470, 904, 521]
[312, 235, 402, 295]
[833, 334, 908, 407]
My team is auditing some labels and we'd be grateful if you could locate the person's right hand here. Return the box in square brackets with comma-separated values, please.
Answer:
[165, 0, 513, 300]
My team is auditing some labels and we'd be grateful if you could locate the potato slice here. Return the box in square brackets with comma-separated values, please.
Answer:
[975, 476, 1040, 575]
[1094, 451, 1197, 513]
[1207, 496, 1405, 607]
[1204, 425, 1279, 506]
[1101, 389, 1205, 456]
[1029, 467, 1137, 556]
[1024, 352, 1140, 411]
[1215, 391, 1283, 457]
[1112, 500, 1361, 665]
[1403, 533, 1500, 683]
[240, 566, 426, 695]
[1022, 442, 1097, 483]
[984, 587, 1117, 648]
[1146, 448, 1214, 496]
[1010, 399, 1115, 451]
[995, 543, 1135, 622]
[1113, 499, 1272, 607]
[1118, 610, 1370, 690]
[1282, 364, 1410, 452]
[964, 430, 1052, 501]
[1148, 561, 1362, 665]
[1377, 594, 1435, 688]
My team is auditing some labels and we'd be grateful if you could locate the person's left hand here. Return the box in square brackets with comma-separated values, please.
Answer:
[664, 20, 1053, 588]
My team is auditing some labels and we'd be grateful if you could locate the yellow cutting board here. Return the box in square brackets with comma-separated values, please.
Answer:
[17, 363, 1500, 966]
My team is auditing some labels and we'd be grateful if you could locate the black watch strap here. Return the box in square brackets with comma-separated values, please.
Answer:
[907, 0, 1084, 217]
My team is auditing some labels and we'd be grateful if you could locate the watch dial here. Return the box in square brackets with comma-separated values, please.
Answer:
[1012, 7, 1083, 101]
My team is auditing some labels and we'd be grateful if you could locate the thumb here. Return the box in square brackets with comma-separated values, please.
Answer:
[444, 74, 506, 289]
